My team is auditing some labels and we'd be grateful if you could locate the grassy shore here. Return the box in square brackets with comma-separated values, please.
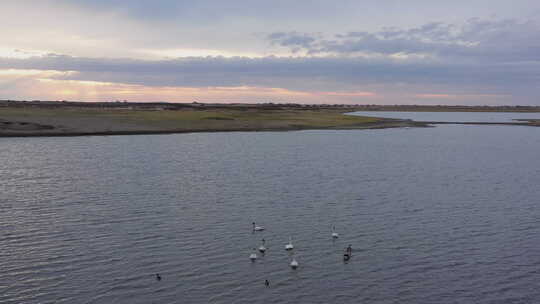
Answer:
[0, 105, 422, 137]
[3, 101, 538, 137]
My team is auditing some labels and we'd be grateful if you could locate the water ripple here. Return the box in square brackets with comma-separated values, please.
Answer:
[1, 126, 540, 303]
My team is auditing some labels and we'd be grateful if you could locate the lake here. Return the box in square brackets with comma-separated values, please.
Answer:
[1, 113, 539, 303]
[350, 111, 540, 123]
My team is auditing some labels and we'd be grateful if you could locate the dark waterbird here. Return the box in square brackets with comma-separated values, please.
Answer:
[344, 244, 353, 261]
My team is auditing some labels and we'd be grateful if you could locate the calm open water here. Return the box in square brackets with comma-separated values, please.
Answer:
[1, 114, 540, 303]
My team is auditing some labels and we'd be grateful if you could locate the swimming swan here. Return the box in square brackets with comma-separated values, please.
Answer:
[259, 239, 267, 253]
[252, 222, 265, 231]
[249, 248, 258, 261]
[285, 237, 294, 251]
[332, 226, 339, 239]
[290, 257, 299, 269]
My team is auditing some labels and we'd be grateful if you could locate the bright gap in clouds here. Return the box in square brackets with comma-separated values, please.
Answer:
[0, 48, 49, 59]
[136, 48, 266, 59]
[0, 67, 517, 105]
[0, 73, 380, 104]
[0, 69, 75, 78]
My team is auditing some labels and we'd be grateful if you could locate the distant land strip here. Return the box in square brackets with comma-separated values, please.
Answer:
[2, 100, 540, 112]
[0, 100, 538, 137]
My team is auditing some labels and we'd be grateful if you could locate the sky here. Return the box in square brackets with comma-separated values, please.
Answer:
[1, 0, 539, 105]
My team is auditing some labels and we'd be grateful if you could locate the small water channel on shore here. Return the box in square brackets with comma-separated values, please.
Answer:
[350, 111, 540, 123]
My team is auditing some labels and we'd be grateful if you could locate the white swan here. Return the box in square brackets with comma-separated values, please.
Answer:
[285, 237, 294, 251]
[290, 257, 299, 269]
[332, 226, 339, 239]
[259, 239, 267, 253]
[252, 222, 265, 231]
[249, 248, 257, 261]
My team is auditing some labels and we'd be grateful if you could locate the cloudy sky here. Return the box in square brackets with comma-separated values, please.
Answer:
[1, 0, 539, 105]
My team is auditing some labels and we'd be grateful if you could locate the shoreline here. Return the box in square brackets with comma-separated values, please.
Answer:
[0, 118, 428, 138]
[0, 104, 429, 138]
[1, 101, 538, 138]
[1, 118, 538, 139]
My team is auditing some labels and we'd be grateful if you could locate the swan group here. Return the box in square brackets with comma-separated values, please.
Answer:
[247, 224, 351, 272]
